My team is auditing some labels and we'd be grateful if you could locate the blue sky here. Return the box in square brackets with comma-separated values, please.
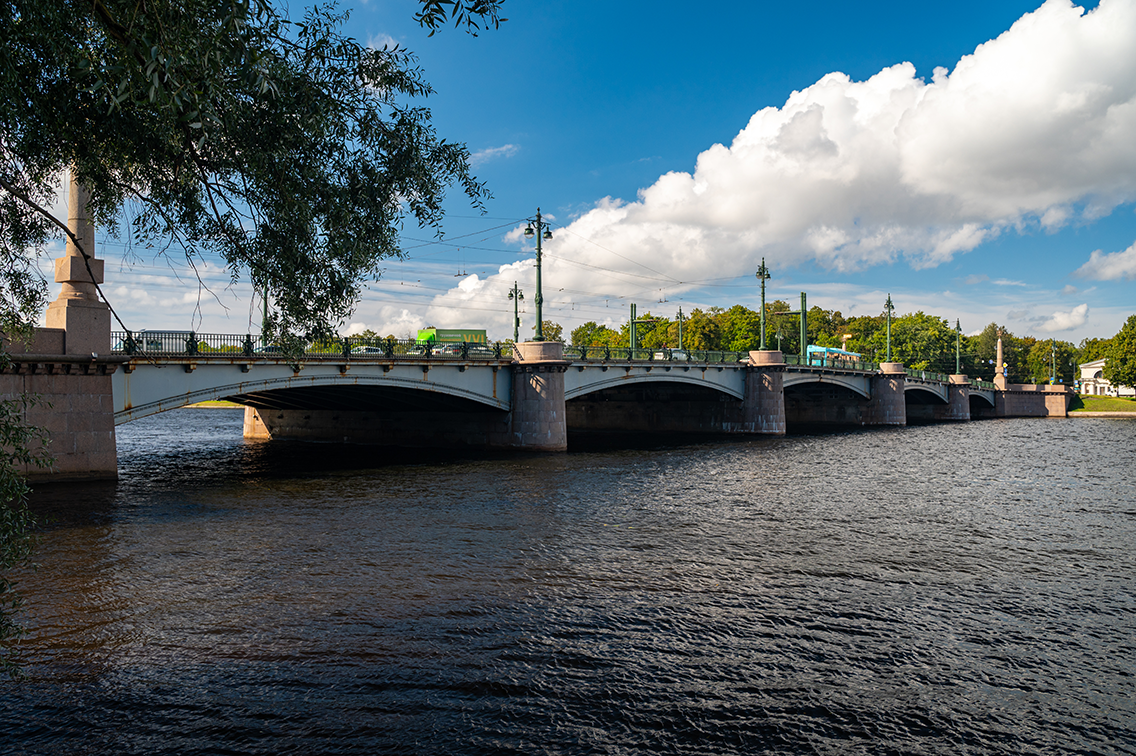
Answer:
[81, 0, 1135, 344]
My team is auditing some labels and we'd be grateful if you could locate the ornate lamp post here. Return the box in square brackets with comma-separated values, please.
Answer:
[1050, 338, 1057, 384]
[756, 258, 771, 350]
[955, 319, 962, 375]
[508, 282, 524, 343]
[523, 208, 553, 341]
[885, 294, 895, 362]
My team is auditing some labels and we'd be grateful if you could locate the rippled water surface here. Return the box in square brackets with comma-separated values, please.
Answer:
[4, 410, 1135, 755]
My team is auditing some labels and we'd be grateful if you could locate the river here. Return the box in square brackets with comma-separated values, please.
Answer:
[2, 409, 1134, 755]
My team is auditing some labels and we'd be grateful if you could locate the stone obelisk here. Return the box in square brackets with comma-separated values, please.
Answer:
[45, 175, 110, 355]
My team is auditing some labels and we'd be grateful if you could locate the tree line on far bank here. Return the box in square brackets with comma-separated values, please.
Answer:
[558, 304, 1136, 388]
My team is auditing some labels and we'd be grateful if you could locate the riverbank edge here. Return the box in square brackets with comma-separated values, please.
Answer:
[1067, 411, 1136, 418]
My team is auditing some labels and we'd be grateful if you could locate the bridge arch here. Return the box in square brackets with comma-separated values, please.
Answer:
[115, 367, 508, 424]
[903, 382, 949, 404]
[566, 371, 744, 401]
[969, 391, 996, 409]
[782, 372, 871, 399]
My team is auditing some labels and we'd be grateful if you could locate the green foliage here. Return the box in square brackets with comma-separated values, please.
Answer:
[570, 321, 620, 348]
[414, 0, 506, 37]
[535, 320, 564, 343]
[680, 308, 721, 351]
[1026, 339, 1077, 384]
[1077, 336, 1111, 364]
[865, 312, 955, 371]
[1, 0, 490, 343]
[718, 305, 761, 352]
[1103, 315, 1136, 388]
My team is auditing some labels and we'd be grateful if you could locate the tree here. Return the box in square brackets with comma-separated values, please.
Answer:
[1077, 336, 1111, 365]
[718, 305, 761, 352]
[866, 312, 955, 371]
[1103, 315, 1136, 388]
[681, 308, 722, 351]
[535, 321, 564, 343]
[2, 0, 498, 342]
[1026, 339, 1077, 384]
[1, 0, 503, 675]
[570, 321, 620, 348]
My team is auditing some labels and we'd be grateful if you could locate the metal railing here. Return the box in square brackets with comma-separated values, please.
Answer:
[563, 346, 748, 364]
[970, 378, 997, 390]
[110, 332, 511, 361]
[905, 367, 952, 383]
[784, 353, 880, 372]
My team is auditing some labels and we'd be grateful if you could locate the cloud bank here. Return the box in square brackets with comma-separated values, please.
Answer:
[424, 0, 1136, 335]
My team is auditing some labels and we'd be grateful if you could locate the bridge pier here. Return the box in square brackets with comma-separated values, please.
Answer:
[509, 342, 568, 451]
[1, 177, 119, 481]
[945, 375, 972, 421]
[743, 351, 786, 434]
[864, 362, 907, 426]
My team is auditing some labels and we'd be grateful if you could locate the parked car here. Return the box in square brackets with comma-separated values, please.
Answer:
[350, 345, 385, 355]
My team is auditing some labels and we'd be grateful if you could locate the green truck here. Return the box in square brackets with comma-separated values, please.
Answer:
[416, 328, 488, 345]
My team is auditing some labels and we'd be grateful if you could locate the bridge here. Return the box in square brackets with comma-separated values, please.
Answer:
[0, 190, 1072, 481]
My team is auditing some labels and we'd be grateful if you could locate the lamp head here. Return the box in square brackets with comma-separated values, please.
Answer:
[543, 229, 553, 241]
[524, 225, 535, 239]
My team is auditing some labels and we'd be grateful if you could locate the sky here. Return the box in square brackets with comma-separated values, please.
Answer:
[57, 0, 1136, 344]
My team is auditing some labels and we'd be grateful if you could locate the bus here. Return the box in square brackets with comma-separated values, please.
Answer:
[805, 345, 862, 363]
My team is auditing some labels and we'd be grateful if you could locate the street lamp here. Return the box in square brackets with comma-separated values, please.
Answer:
[885, 294, 895, 362]
[955, 319, 961, 375]
[523, 208, 553, 341]
[508, 282, 524, 343]
[756, 258, 771, 350]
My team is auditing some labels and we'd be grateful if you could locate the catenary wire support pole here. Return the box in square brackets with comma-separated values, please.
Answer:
[676, 307, 684, 350]
[799, 292, 807, 361]
[508, 282, 524, 343]
[523, 208, 553, 341]
[756, 258, 771, 350]
[885, 294, 895, 362]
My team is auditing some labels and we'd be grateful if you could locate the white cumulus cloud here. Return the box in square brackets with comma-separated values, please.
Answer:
[1039, 302, 1090, 332]
[1073, 240, 1136, 280]
[426, 0, 1136, 328]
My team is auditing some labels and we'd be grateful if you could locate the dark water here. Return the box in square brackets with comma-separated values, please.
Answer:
[3, 409, 1135, 755]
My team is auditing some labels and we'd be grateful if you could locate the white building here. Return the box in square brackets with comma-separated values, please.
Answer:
[1079, 358, 1136, 397]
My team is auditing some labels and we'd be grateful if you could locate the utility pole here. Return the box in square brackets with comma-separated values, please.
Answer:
[676, 307, 685, 350]
[523, 208, 552, 341]
[508, 282, 524, 343]
[630, 303, 637, 350]
[756, 258, 771, 350]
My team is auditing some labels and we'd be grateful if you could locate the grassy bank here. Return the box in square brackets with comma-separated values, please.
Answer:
[1069, 395, 1136, 413]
